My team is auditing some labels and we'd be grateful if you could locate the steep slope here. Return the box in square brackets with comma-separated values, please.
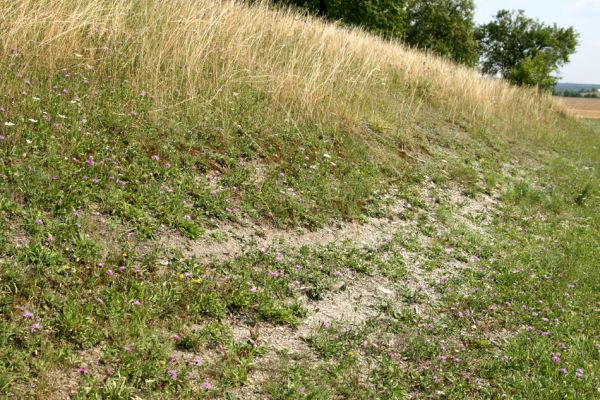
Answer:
[1, 1, 598, 398]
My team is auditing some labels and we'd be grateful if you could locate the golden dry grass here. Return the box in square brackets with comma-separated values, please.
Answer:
[559, 97, 600, 120]
[0, 0, 569, 135]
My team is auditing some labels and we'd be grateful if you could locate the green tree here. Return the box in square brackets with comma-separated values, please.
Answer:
[404, 0, 479, 66]
[270, 0, 407, 39]
[476, 10, 578, 90]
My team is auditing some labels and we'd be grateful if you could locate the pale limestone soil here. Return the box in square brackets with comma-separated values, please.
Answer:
[219, 178, 504, 395]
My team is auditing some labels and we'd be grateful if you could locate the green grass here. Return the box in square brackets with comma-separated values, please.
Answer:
[3, 106, 599, 397]
[1, 72, 598, 397]
[585, 119, 600, 130]
[261, 148, 600, 399]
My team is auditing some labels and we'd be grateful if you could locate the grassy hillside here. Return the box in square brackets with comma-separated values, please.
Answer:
[1, 0, 599, 398]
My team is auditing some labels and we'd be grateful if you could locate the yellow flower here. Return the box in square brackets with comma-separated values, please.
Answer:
[193, 277, 203, 284]
[122, 252, 128, 257]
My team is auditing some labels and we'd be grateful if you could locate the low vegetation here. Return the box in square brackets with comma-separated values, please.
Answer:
[0, 0, 598, 398]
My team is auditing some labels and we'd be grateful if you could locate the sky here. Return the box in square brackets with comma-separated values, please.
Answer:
[474, 0, 600, 83]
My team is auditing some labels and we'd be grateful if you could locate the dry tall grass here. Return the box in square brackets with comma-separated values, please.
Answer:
[0, 0, 568, 135]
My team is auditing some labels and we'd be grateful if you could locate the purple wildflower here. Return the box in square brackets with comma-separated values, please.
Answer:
[191, 357, 202, 366]
[22, 311, 34, 319]
[30, 323, 42, 333]
[132, 299, 141, 306]
[86, 155, 94, 166]
[35, 219, 43, 225]
[77, 367, 88, 375]
[167, 370, 178, 380]
[559, 368, 568, 375]
[151, 155, 160, 161]
[106, 269, 114, 277]
[551, 354, 561, 363]
[170, 333, 181, 341]
[575, 369, 583, 379]
[139, 90, 147, 97]
[201, 379, 212, 390]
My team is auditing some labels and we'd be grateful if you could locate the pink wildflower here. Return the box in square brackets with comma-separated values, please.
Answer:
[167, 370, 178, 380]
[30, 323, 42, 333]
[201, 379, 212, 390]
[191, 357, 202, 366]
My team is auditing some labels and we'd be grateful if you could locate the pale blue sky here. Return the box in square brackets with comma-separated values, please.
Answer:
[474, 0, 600, 83]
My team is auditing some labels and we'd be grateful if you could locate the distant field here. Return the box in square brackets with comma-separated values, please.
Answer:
[560, 97, 600, 119]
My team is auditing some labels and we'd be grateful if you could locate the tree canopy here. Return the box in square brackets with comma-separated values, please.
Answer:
[270, 0, 407, 39]
[404, 0, 479, 66]
[476, 10, 578, 90]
